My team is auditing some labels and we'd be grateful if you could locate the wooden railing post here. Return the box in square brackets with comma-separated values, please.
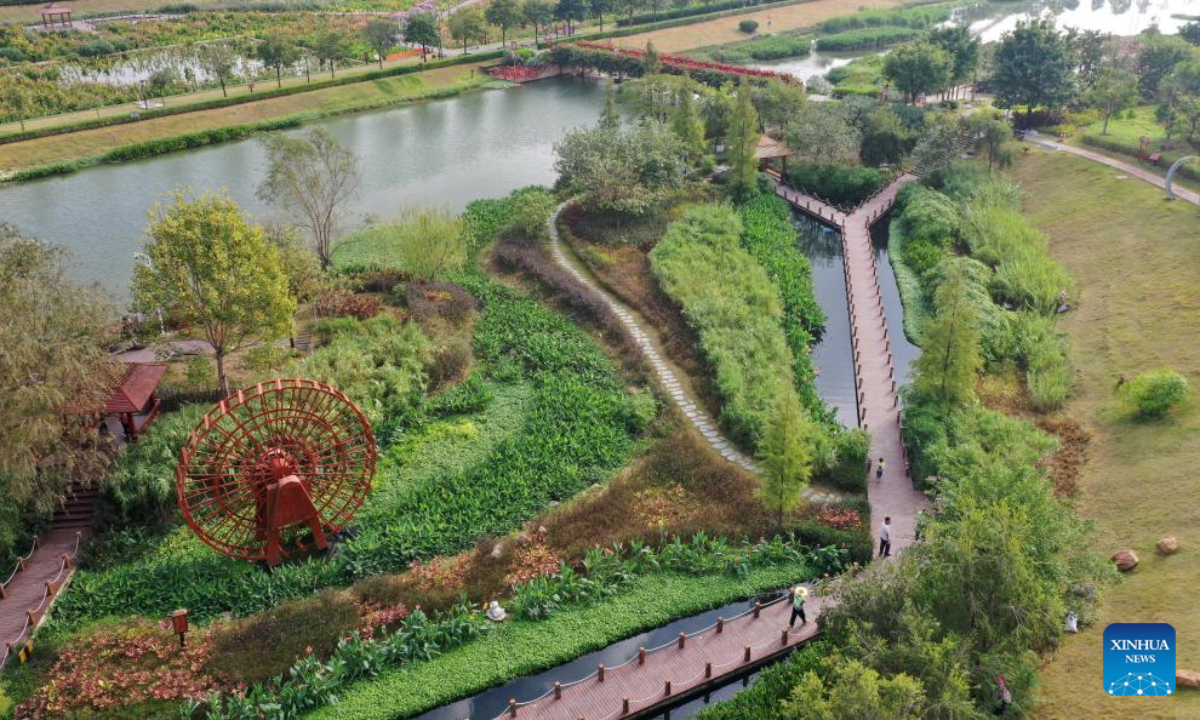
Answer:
[638, 646, 646, 665]
[753, 601, 761, 619]
[716, 617, 724, 634]
[623, 698, 630, 714]
[554, 681, 562, 700]
[781, 628, 789, 646]
[508, 699, 517, 717]
[598, 664, 606, 682]
[744, 646, 751, 662]
[678, 632, 686, 649]
[705, 661, 713, 679]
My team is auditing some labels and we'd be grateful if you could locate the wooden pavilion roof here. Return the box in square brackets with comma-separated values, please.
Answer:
[40, 3, 73, 14]
[754, 135, 793, 160]
[103, 363, 167, 414]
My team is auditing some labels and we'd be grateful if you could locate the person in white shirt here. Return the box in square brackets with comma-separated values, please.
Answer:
[879, 516, 891, 558]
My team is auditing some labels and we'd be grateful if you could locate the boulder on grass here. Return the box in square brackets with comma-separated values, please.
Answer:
[1177, 669, 1200, 689]
[1111, 549, 1139, 572]
[1157, 537, 1180, 555]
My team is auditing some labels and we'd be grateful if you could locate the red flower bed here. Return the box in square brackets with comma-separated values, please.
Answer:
[818, 505, 862, 531]
[487, 65, 545, 82]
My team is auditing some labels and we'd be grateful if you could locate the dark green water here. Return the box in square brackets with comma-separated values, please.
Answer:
[0, 78, 606, 302]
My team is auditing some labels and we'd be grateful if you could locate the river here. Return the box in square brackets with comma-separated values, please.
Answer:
[0, 78, 606, 302]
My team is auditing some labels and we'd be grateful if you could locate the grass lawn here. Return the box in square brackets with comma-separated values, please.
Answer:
[0, 62, 485, 173]
[611, 0, 903, 53]
[1011, 150, 1200, 719]
[1075, 105, 1200, 186]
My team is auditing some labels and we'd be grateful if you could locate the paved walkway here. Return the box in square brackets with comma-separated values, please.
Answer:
[0, 528, 82, 671]
[1042, 141, 1200, 206]
[776, 178, 929, 555]
[547, 202, 841, 503]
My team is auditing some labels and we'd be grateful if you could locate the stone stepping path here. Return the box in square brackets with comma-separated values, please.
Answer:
[547, 204, 838, 504]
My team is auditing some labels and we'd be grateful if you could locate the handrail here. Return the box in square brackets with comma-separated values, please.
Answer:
[491, 576, 837, 720]
[1, 538, 39, 591]
[0, 531, 83, 673]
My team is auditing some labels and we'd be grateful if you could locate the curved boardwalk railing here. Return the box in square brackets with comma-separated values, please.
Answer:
[0, 529, 83, 672]
[492, 580, 833, 720]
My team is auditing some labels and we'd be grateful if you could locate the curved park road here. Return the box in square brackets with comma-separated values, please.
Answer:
[1042, 141, 1200, 207]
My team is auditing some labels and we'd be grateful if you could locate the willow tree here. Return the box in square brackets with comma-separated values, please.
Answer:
[0, 226, 116, 540]
[134, 193, 295, 396]
[258, 127, 361, 268]
[913, 264, 980, 410]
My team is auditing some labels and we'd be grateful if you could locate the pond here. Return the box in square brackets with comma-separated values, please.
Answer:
[0, 77, 607, 302]
[956, 0, 1199, 42]
[753, 42, 876, 83]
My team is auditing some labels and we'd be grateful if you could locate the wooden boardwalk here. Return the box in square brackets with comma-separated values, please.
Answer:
[503, 187, 928, 719]
[776, 178, 928, 554]
[0, 528, 83, 671]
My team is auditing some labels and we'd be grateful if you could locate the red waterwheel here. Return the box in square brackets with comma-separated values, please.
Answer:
[176, 379, 375, 566]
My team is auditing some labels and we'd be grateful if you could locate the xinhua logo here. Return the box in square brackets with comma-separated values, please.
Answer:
[1103, 623, 1176, 696]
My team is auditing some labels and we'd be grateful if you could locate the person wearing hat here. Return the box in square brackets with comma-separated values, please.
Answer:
[789, 585, 808, 627]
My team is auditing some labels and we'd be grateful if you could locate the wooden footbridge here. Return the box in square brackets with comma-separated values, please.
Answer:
[500, 182, 928, 719]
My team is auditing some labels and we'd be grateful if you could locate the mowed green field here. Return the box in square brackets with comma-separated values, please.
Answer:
[1012, 151, 1200, 719]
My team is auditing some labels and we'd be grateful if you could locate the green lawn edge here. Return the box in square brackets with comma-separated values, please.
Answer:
[307, 562, 816, 720]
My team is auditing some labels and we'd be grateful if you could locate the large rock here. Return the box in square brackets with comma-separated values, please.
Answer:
[1177, 669, 1200, 689]
[1157, 537, 1180, 555]
[1111, 549, 1139, 572]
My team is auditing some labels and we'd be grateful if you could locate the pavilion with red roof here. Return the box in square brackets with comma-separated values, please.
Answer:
[101, 363, 167, 441]
[39, 2, 73, 29]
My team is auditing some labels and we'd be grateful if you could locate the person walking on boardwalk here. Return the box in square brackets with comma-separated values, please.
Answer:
[789, 585, 808, 626]
[879, 516, 891, 558]
[876, 457, 885, 481]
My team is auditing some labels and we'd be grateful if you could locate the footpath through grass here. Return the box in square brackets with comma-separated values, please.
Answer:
[0, 61, 486, 174]
[1012, 151, 1200, 720]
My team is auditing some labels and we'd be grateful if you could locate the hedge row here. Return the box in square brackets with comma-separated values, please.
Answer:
[885, 217, 929, 343]
[0, 50, 503, 148]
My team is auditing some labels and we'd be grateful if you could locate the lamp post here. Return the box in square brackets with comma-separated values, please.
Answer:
[171, 608, 190, 647]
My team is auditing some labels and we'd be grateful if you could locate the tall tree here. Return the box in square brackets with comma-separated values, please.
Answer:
[133, 193, 295, 396]
[555, 0, 588, 34]
[486, 0, 522, 47]
[449, 8, 487, 52]
[201, 42, 238, 97]
[1085, 65, 1139, 135]
[991, 20, 1076, 118]
[727, 82, 760, 200]
[0, 226, 116, 530]
[2, 83, 36, 132]
[1134, 34, 1196, 99]
[913, 263, 980, 410]
[756, 78, 806, 134]
[590, 0, 613, 31]
[258, 127, 362, 268]
[672, 85, 706, 163]
[927, 26, 979, 98]
[883, 42, 952, 103]
[642, 40, 661, 75]
[362, 18, 397, 69]
[757, 395, 815, 530]
[1067, 28, 1109, 91]
[785, 102, 860, 165]
[963, 112, 1014, 170]
[314, 32, 351, 78]
[404, 12, 441, 61]
[258, 34, 299, 87]
[523, 0, 554, 46]
[600, 79, 620, 128]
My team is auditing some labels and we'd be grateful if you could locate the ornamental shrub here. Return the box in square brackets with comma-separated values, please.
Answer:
[1125, 370, 1189, 419]
[739, 19, 759, 33]
[785, 162, 887, 206]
